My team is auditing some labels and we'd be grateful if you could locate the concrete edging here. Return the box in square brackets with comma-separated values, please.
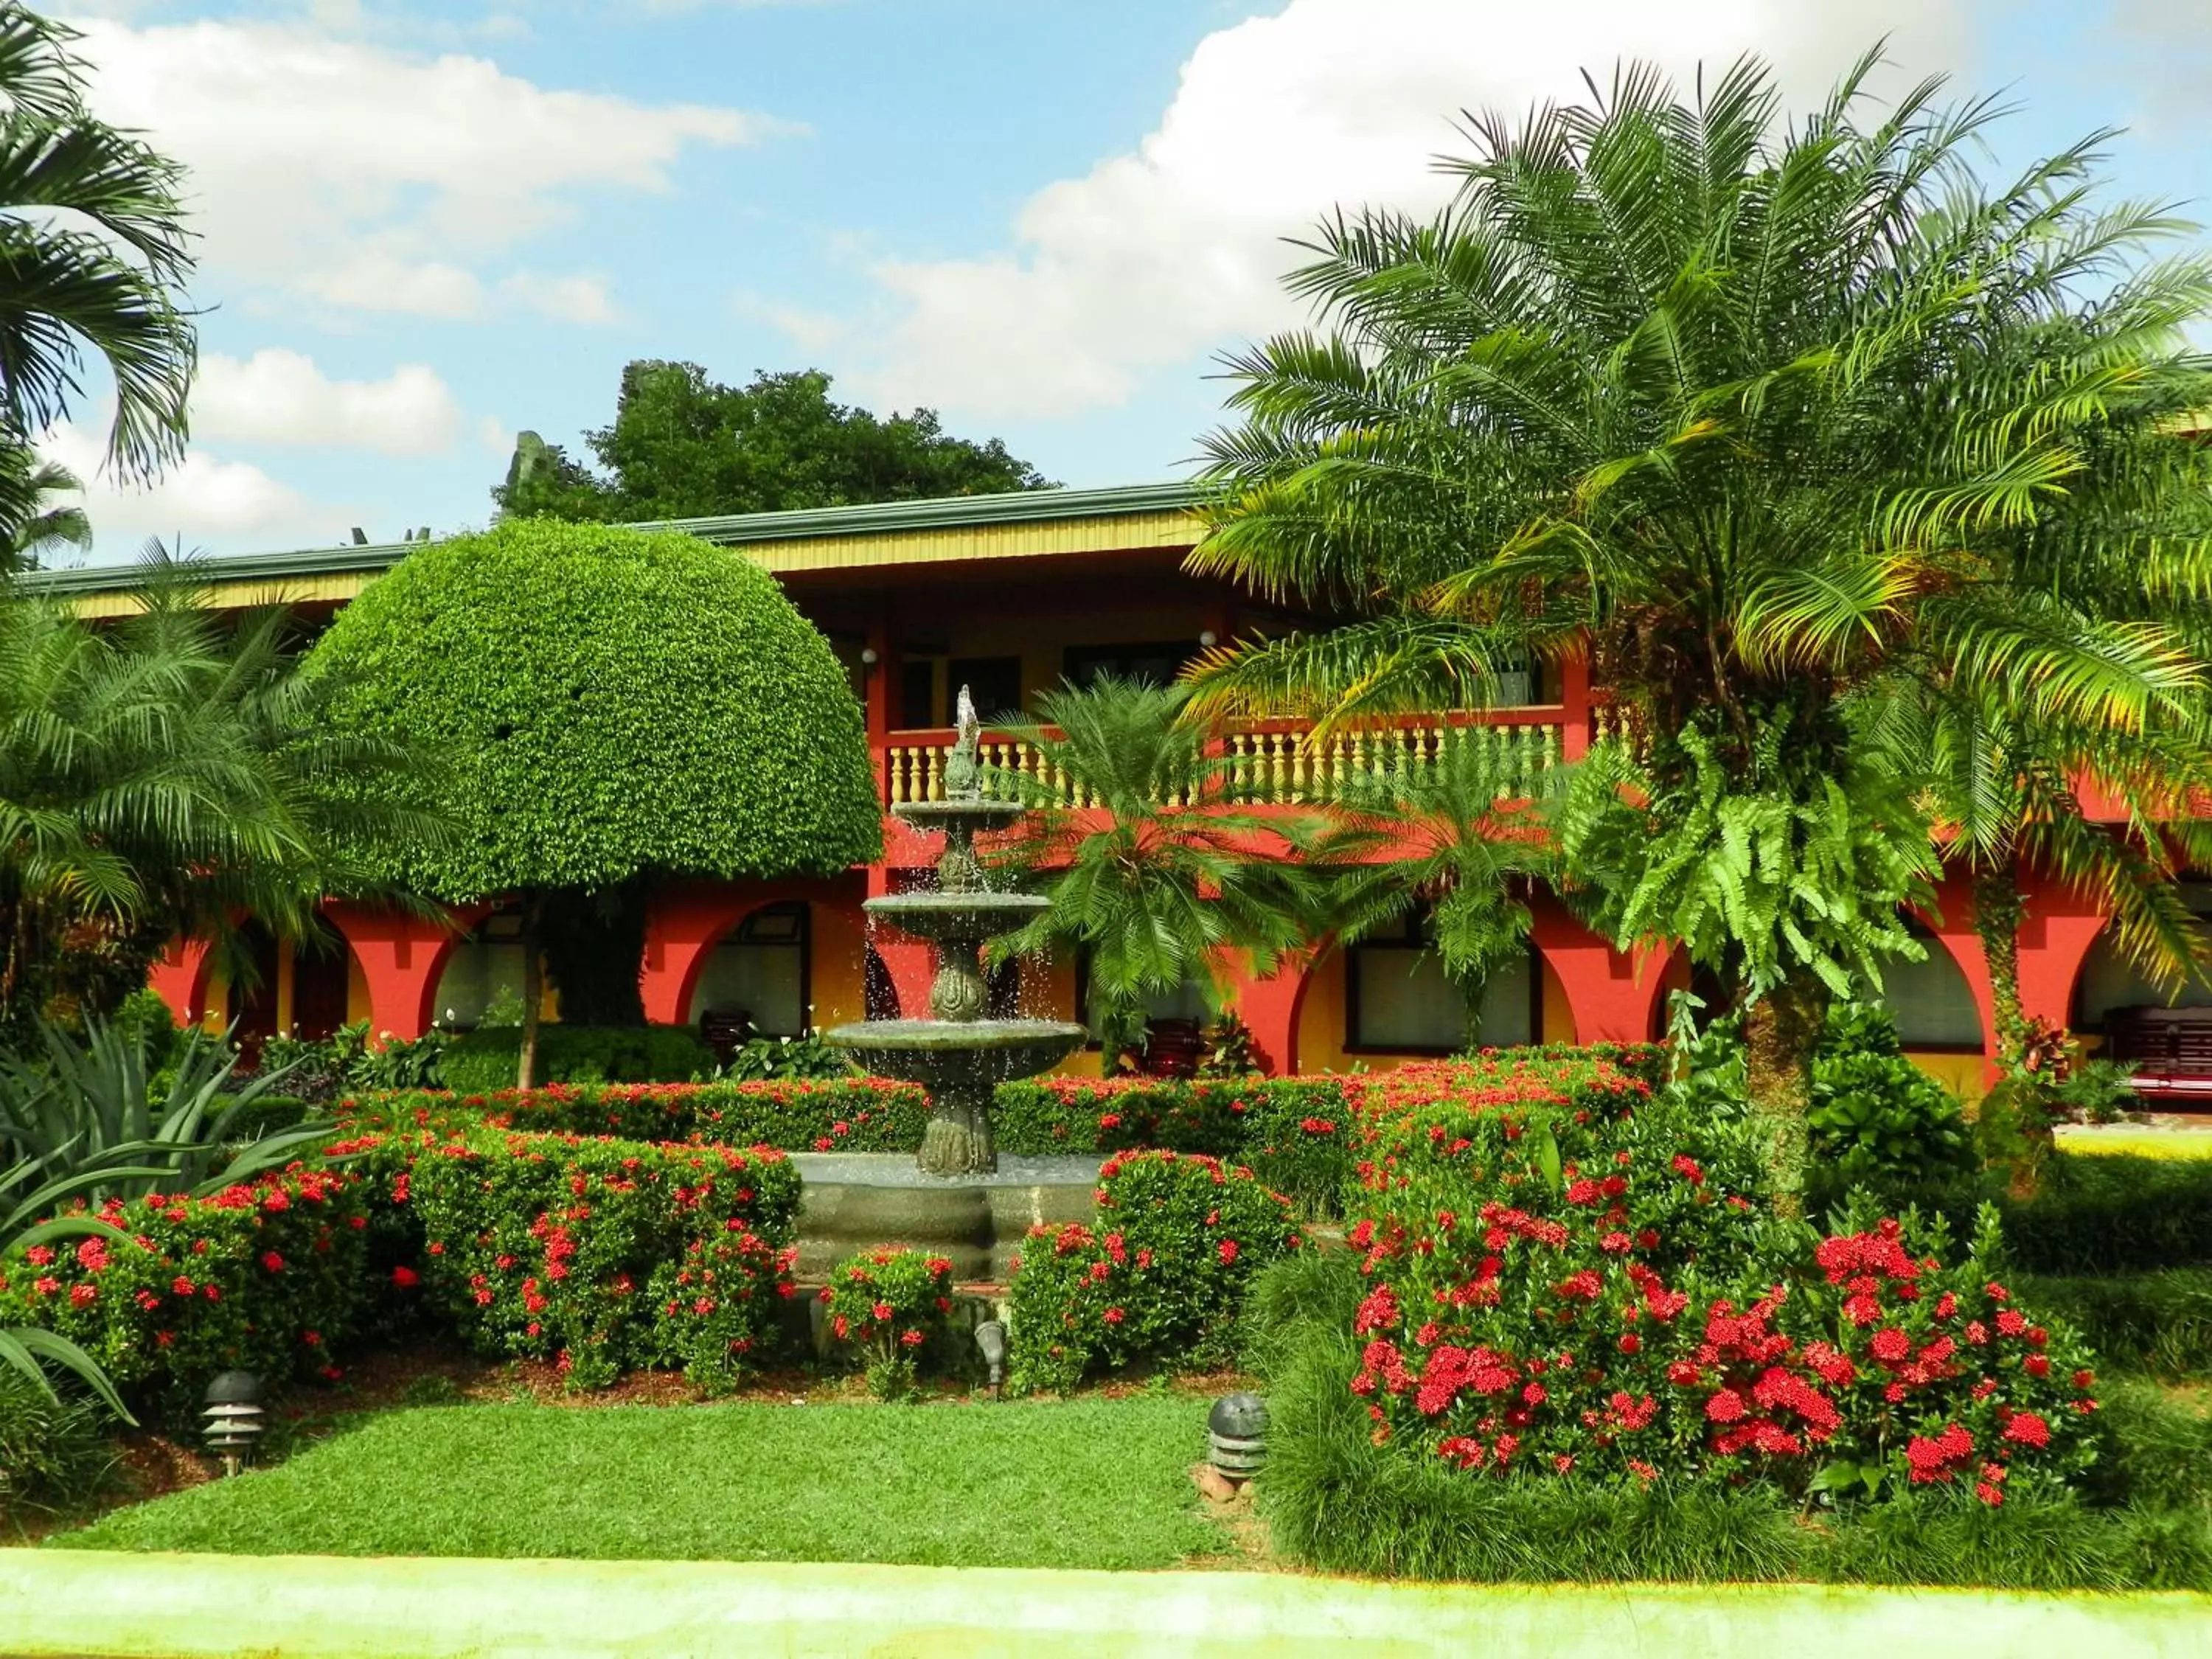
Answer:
[4, 1550, 2211, 1658]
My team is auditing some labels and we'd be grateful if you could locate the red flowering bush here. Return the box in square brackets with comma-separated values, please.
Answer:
[1006, 1150, 1303, 1394]
[0, 1166, 369, 1404]
[396, 1127, 801, 1388]
[1341, 1069, 2102, 1502]
[819, 1247, 956, 1399]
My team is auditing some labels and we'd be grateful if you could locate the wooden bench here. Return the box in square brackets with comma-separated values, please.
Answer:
[2101, 1006, 2212, 1101]
[1138, 1018, 1205, 1079]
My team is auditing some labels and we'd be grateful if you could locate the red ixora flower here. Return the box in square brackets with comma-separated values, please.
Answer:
[391, 1265, 420, 1288]
[1218, 1239, 1239, 1265]
[260, 1252, 285, 1273]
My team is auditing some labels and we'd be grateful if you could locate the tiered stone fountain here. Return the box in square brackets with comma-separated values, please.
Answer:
[824, 687, 1087, 1173]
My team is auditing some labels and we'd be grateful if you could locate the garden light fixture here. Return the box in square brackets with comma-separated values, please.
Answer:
[1208, 1392, 1267, 1484]
[973, 1318, 1007, 1398]
[202, 1371, 266, 1476]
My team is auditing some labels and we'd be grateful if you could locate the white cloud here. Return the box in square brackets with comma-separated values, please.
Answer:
[732, 288, 846, 353]
[191, 349, 465, 456]
[849, 0, 1968, 419]
[497, 271, 622, 326]
[69, 18, 787, 317]
[37, 422, 349, 557]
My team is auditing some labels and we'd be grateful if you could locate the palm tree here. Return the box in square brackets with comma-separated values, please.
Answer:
[985, 676, 1325, 1068]
[0, 563, 446, 1041]
[0, 7, 195, 487]
[1315, 726, 1559, 1050]
[0, 448, 87, 572]
[1188, 55, 2212, 1210]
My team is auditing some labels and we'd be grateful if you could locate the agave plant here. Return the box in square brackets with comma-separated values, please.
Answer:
[0, 1015, 335, 1204]
[0, 1016, 338, 1413]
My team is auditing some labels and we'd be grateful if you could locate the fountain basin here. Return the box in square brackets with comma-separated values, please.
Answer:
[864, 890, 1051, 945]
[891, 799, 1029, 830]
[821, 1016, 1087, 1086]
[791, 1152, 1102, 1281]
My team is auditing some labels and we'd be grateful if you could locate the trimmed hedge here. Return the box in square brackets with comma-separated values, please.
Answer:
[439, 1026, 717, 1094]
[305, 518, 883, 899]
[1995, 1154, 2212, 1274]
[343, 1079, 926, 1151]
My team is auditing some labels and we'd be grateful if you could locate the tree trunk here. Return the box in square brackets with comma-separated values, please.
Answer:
[1971, 861, 2050, 1197]
[518, 894, 543, 1091]
[1739, 971, 1828, 1220]
[1973, 863, 2029, 1070]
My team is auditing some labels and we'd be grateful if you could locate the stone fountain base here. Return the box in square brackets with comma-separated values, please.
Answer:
[790, 1152, 1102, 1282]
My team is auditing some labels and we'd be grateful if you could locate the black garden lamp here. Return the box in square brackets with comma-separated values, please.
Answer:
[1208, 1392, 1268, 1484]
[202, 1370, 265, 1476]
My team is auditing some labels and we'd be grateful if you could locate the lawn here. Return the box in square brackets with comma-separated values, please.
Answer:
[53, 1398, 1234, 1570]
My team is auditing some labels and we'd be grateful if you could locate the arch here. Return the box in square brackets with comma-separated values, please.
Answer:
[1234, 954, 1313, 1077]
[147, 936, 217, 1029]
[1881, 910, 1989, 1053]
[1527, 892, 1673, 1045]
[324, 900, 481, 1043]
[681, 900, 812, 1033]
[640, 877, 854, 1030]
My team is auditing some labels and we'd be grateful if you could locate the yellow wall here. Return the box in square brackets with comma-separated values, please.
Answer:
[1289, 947, 1570, 1076]
[1907, 1051, 1989, 1104]
[808, 900, 870, 1030]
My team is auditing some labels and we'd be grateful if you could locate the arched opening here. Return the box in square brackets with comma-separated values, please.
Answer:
[431, 906, 531, 1031]
[1875, 919, 1985, 1051]
[863, 946, 900, 1020]
[2073, 886, 2212, 1048]
[686, 901, 811, 1036]
[224, 922, 282, 1059]
[291, 931, 356, 1040]
[1344, 914, 1538, 1054]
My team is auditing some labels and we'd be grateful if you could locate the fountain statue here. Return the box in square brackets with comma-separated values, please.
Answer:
[824, 687, 1087, 1175]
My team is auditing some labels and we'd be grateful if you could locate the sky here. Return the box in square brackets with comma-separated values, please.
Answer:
[33, 0, 2212, 562]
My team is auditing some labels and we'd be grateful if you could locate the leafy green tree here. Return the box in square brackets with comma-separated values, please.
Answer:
[1316, 728, 1559, 1050]
[0, 573, 435, 1042]
[1189, 56, 2212, 1210]
[0, 449, 86, 573]
[494, 364, 1054, 521]
[0, 7, 195, 494]
[305, 520, 884, 1086]
[988, 677, 1322, 1068]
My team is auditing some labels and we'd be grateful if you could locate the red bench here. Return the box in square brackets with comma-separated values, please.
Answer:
[2101, 1006, 2212, 1101]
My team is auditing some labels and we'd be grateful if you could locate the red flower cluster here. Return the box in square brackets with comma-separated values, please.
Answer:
[819, 1246, 956, 1400]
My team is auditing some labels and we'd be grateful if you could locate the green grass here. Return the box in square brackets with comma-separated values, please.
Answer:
[2017, 1268, 2212, 1380]
[54, 1399, 1231, 1569]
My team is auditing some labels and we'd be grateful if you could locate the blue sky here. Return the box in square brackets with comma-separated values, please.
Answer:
[42, 0, 2212, 560]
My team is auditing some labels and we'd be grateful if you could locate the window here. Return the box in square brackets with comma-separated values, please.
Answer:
[897, 660, 937, 728]
[948, 656, 1023, 723]
[689, 902, 810, 1036]
[1874, 925, 1985, 1050]
[1063, 641, 1198, 691]
[1347, 916, 1536, 1052]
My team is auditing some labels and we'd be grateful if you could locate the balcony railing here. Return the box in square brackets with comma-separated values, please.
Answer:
[880, 709, 1573, 810]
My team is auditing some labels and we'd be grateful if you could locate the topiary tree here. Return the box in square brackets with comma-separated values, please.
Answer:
[307, 519, 883, 1085]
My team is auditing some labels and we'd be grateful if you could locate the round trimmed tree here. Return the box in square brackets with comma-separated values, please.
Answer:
[307, 519, 882, 1083]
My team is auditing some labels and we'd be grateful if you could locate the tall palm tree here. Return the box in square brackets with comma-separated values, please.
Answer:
[1187, 54, 2212, 1210]
[0, 563, 447, 1040]
[0, 5, 195, 491]
[985, 676, 1325, 1068]
[0, 448, 86, 571]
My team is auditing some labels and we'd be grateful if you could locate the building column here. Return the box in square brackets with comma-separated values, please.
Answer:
[2014, 866, 2111, 1039]
[147, 937, 216, 1028]
[864, 863, 935, 1020]
[1231, 956, 1311, 1077]
[324, 902, 467, 1043]
[1528, 896, 1669, 1043]
[1911, 872, 2003, 1086]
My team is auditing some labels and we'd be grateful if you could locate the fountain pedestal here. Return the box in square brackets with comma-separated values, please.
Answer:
[824, 691, 1085, 1175]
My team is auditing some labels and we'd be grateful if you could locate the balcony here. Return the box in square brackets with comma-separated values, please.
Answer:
[877, 706, 1587, 810]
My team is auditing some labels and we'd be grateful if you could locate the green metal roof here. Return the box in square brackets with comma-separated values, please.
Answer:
[18, 481, 1205, 599]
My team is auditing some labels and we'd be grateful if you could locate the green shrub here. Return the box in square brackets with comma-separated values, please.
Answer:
[0, 1166, 370, 1408]
[1997, 1154, 2212, 1273]
[820, 1246, 956, 1400]
[440, 1026, 714, 1093]
[2014, 1268, 2212, 1377]
[398, 1127, 800, 1389]
[344, 1078, 927, 1150]
[0, 1368, 115, 1529]
[716, 1032, 854, 1082]
[1006, 1150, 1302, 1394]
[994, 1075, 1354, 1212]
[305, 520, 883, 900]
